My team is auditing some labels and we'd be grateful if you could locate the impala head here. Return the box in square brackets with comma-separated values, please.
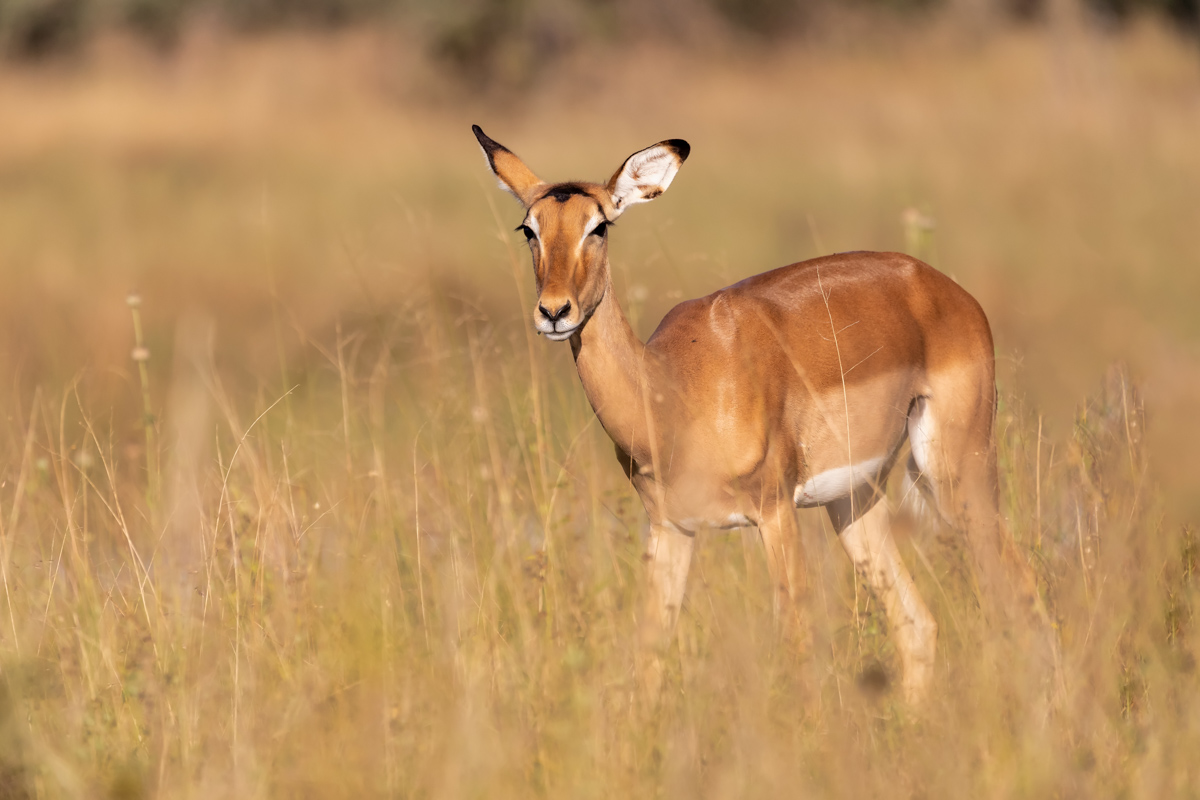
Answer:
[473, 125, 690, 341]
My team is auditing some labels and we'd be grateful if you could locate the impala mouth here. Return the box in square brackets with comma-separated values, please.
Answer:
[542, 324, 580, 342]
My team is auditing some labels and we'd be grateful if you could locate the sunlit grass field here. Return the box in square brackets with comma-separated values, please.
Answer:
[0, 22, 1198, 797]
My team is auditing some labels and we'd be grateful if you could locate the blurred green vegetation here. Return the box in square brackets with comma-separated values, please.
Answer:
[0, 0, 1196, 67]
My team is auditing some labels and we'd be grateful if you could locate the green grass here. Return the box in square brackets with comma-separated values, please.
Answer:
[0, 23, 1197, 798]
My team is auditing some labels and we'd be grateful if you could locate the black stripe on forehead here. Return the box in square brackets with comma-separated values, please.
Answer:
[539, 182, 595, 204]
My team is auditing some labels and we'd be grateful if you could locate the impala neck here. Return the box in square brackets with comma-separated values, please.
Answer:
[570, 277, 663, 469]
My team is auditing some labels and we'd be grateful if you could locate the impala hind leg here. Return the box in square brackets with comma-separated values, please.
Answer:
[910, 388, 1061, 706]
[638, 523, 695, 696]
[828, 489, 938, 704]
[908, 393, 1048, 633]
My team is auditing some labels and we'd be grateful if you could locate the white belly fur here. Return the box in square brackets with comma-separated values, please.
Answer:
[670, 513, 753, 533]
[794, 455, 889, 507]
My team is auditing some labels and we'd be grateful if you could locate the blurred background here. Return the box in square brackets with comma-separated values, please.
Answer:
[1, 0, 1199, 796]
[2, 0, 1198, 510]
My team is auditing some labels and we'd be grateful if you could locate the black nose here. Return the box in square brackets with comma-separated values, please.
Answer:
[538, 301, 571, 322]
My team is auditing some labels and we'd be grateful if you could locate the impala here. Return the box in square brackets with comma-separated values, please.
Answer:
[472, 125, 1047, 702]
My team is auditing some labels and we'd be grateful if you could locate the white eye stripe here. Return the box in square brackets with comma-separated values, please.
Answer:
[577, 212, 607, 249]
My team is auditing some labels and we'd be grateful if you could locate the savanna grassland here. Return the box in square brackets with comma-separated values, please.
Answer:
[0, 18, 1198, 798]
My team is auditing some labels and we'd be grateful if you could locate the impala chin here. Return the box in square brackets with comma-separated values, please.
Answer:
[537, 320, 581, 341]
[543, 328, 578, 341]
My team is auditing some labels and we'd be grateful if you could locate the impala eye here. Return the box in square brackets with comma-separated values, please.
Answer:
[589, 221, 608, 238]
[516, 224, 536, 242]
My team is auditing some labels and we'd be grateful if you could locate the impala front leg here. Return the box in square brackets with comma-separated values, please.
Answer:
[758, 503, 812, 651]
[758, 503, 808, 614]
[638, 522, 695, 696]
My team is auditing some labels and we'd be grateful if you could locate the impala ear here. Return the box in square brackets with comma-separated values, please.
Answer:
[606, 139, 690, 218]
[473, 125, 544, 207]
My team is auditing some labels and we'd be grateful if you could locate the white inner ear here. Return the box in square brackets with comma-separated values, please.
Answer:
[610, 145, 682, 215]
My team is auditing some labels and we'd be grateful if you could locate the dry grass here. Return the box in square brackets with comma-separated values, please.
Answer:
[0, 21, 1197, 798]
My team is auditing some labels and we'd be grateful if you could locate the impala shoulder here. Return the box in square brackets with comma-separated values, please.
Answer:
[650, 294, 724, 346]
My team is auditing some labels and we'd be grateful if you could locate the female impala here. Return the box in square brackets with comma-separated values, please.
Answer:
[472, 125, 1046, 702]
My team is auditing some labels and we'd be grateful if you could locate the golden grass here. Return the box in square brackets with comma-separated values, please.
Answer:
[0, 21, 1197, 798]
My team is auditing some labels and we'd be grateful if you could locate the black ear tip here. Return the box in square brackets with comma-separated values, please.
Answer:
[667, 139, 691, 161]
[473, 125, 508, 156]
